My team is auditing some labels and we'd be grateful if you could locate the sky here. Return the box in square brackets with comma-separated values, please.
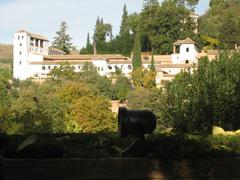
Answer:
[0, 0, 210, 49]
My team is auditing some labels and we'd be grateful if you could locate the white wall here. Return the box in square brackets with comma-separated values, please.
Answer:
[171, 44, 198, 64]
[13, 32, 29, 80]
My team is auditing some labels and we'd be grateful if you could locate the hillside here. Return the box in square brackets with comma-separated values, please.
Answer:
[0, 44, 13, 79]
[0, 44, 13, 59]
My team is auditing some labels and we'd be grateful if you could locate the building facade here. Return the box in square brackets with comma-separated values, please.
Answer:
[13, 30, 216, 85]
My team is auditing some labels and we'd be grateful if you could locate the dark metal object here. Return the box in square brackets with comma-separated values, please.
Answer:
[118, 107, 156, 157]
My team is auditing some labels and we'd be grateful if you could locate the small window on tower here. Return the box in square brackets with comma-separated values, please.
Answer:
[19, 61, 22, 65]
[186, 48, 189, 52]
[19, 43, 22, 46]
[18, 36, 20, 40]
[42, 66, 46, 70]
[19, 51, 22, 55]
[22, 36, 24, 39]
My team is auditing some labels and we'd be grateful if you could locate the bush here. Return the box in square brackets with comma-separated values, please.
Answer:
[162, 53, 240, 134]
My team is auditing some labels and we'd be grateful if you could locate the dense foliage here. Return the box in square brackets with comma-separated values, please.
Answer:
[0, 63, 119, 134]
[161, 53, 240, 134]
[80, 0, 199, 55]
[199, 0, 240, 49]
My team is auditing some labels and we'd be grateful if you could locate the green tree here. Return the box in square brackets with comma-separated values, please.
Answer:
[112, 4, 134, 56]
[120, 4, 130, 36]
[140, 0, 196, 54]
[6, 82, 68, 134]
[199, 0, 240, 49]
[209, 0, 224, 7]
[140, 0, 160, 51]
[132, 32, 142, 71]
[112, 75, 132, 102]
[127, 87, 167, 131]
[69, 96, 116, 133]
[162, 53, 240, 134]
[93, 17, 113, 53]
[150, 52, 156, 72]
[52, 21, 73, 54]
[80, 33, 93, 54]
[49, 63, 76, 80]
[131, 67, 156, 89]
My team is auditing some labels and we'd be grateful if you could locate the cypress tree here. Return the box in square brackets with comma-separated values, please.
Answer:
[132, 32, 142, 71]
[120, 4, 130, 35]
[86, 33, 90, 47]
[150, 51, 156, 72]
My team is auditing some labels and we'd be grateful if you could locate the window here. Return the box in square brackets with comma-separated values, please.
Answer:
[108, 65, 112, 70]
[186, 48, 189, 52]
[42, 66, 46, 70]
[48, 66, 51, 70]
[78, 65, 81, 69]
[128, 65, 132, 70]
[19, 43, 22, 46]
[185, 60, 189, 64]
[101, 67, 104, 71]
[18, 36, 20, 40]
[19, 61, 22, 65]
[22, 36, 24, 39]
[19, 51, 22, 55]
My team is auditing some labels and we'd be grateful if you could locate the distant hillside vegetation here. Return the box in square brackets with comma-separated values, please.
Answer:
[0, 44, 13, 59]
[0, 44, 13, 76]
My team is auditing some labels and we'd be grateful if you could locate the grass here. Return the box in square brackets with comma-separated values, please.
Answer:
[1, 133, 240, 159]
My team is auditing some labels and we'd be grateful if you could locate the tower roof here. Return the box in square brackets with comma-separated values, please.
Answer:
[16, 29, 49, 41]
[173, 38, 195, 46]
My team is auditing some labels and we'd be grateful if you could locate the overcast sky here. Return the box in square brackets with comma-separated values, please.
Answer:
[0, 0, 210, 48]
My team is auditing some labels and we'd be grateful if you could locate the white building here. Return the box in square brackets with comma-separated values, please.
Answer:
[13, 30, 208, 86]
[171, 38, 199, 64]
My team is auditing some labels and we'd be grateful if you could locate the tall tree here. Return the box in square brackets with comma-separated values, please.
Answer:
[52, 21, 73, 54]
[199, 0, 240, 49]
[140, 0, 196, 54]
[150, 51, 156, 72]
[112, 4, 134, 56]
[80, 33, 93, 54]
[141, 0, 160, 51]
[119, 4, 130, 35]
[93, 17, 113, 53]
[132, 32, 142, 71]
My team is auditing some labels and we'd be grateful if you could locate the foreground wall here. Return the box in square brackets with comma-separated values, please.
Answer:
[2, 158, 240, 180]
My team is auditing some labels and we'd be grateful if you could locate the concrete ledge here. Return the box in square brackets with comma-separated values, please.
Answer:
[2, 158, 240, 180]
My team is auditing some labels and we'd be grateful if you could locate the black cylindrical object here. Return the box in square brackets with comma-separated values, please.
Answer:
[118, 107, 156, 137]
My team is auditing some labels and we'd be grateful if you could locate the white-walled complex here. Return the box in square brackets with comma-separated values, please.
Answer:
[13, 30, 216, 85]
